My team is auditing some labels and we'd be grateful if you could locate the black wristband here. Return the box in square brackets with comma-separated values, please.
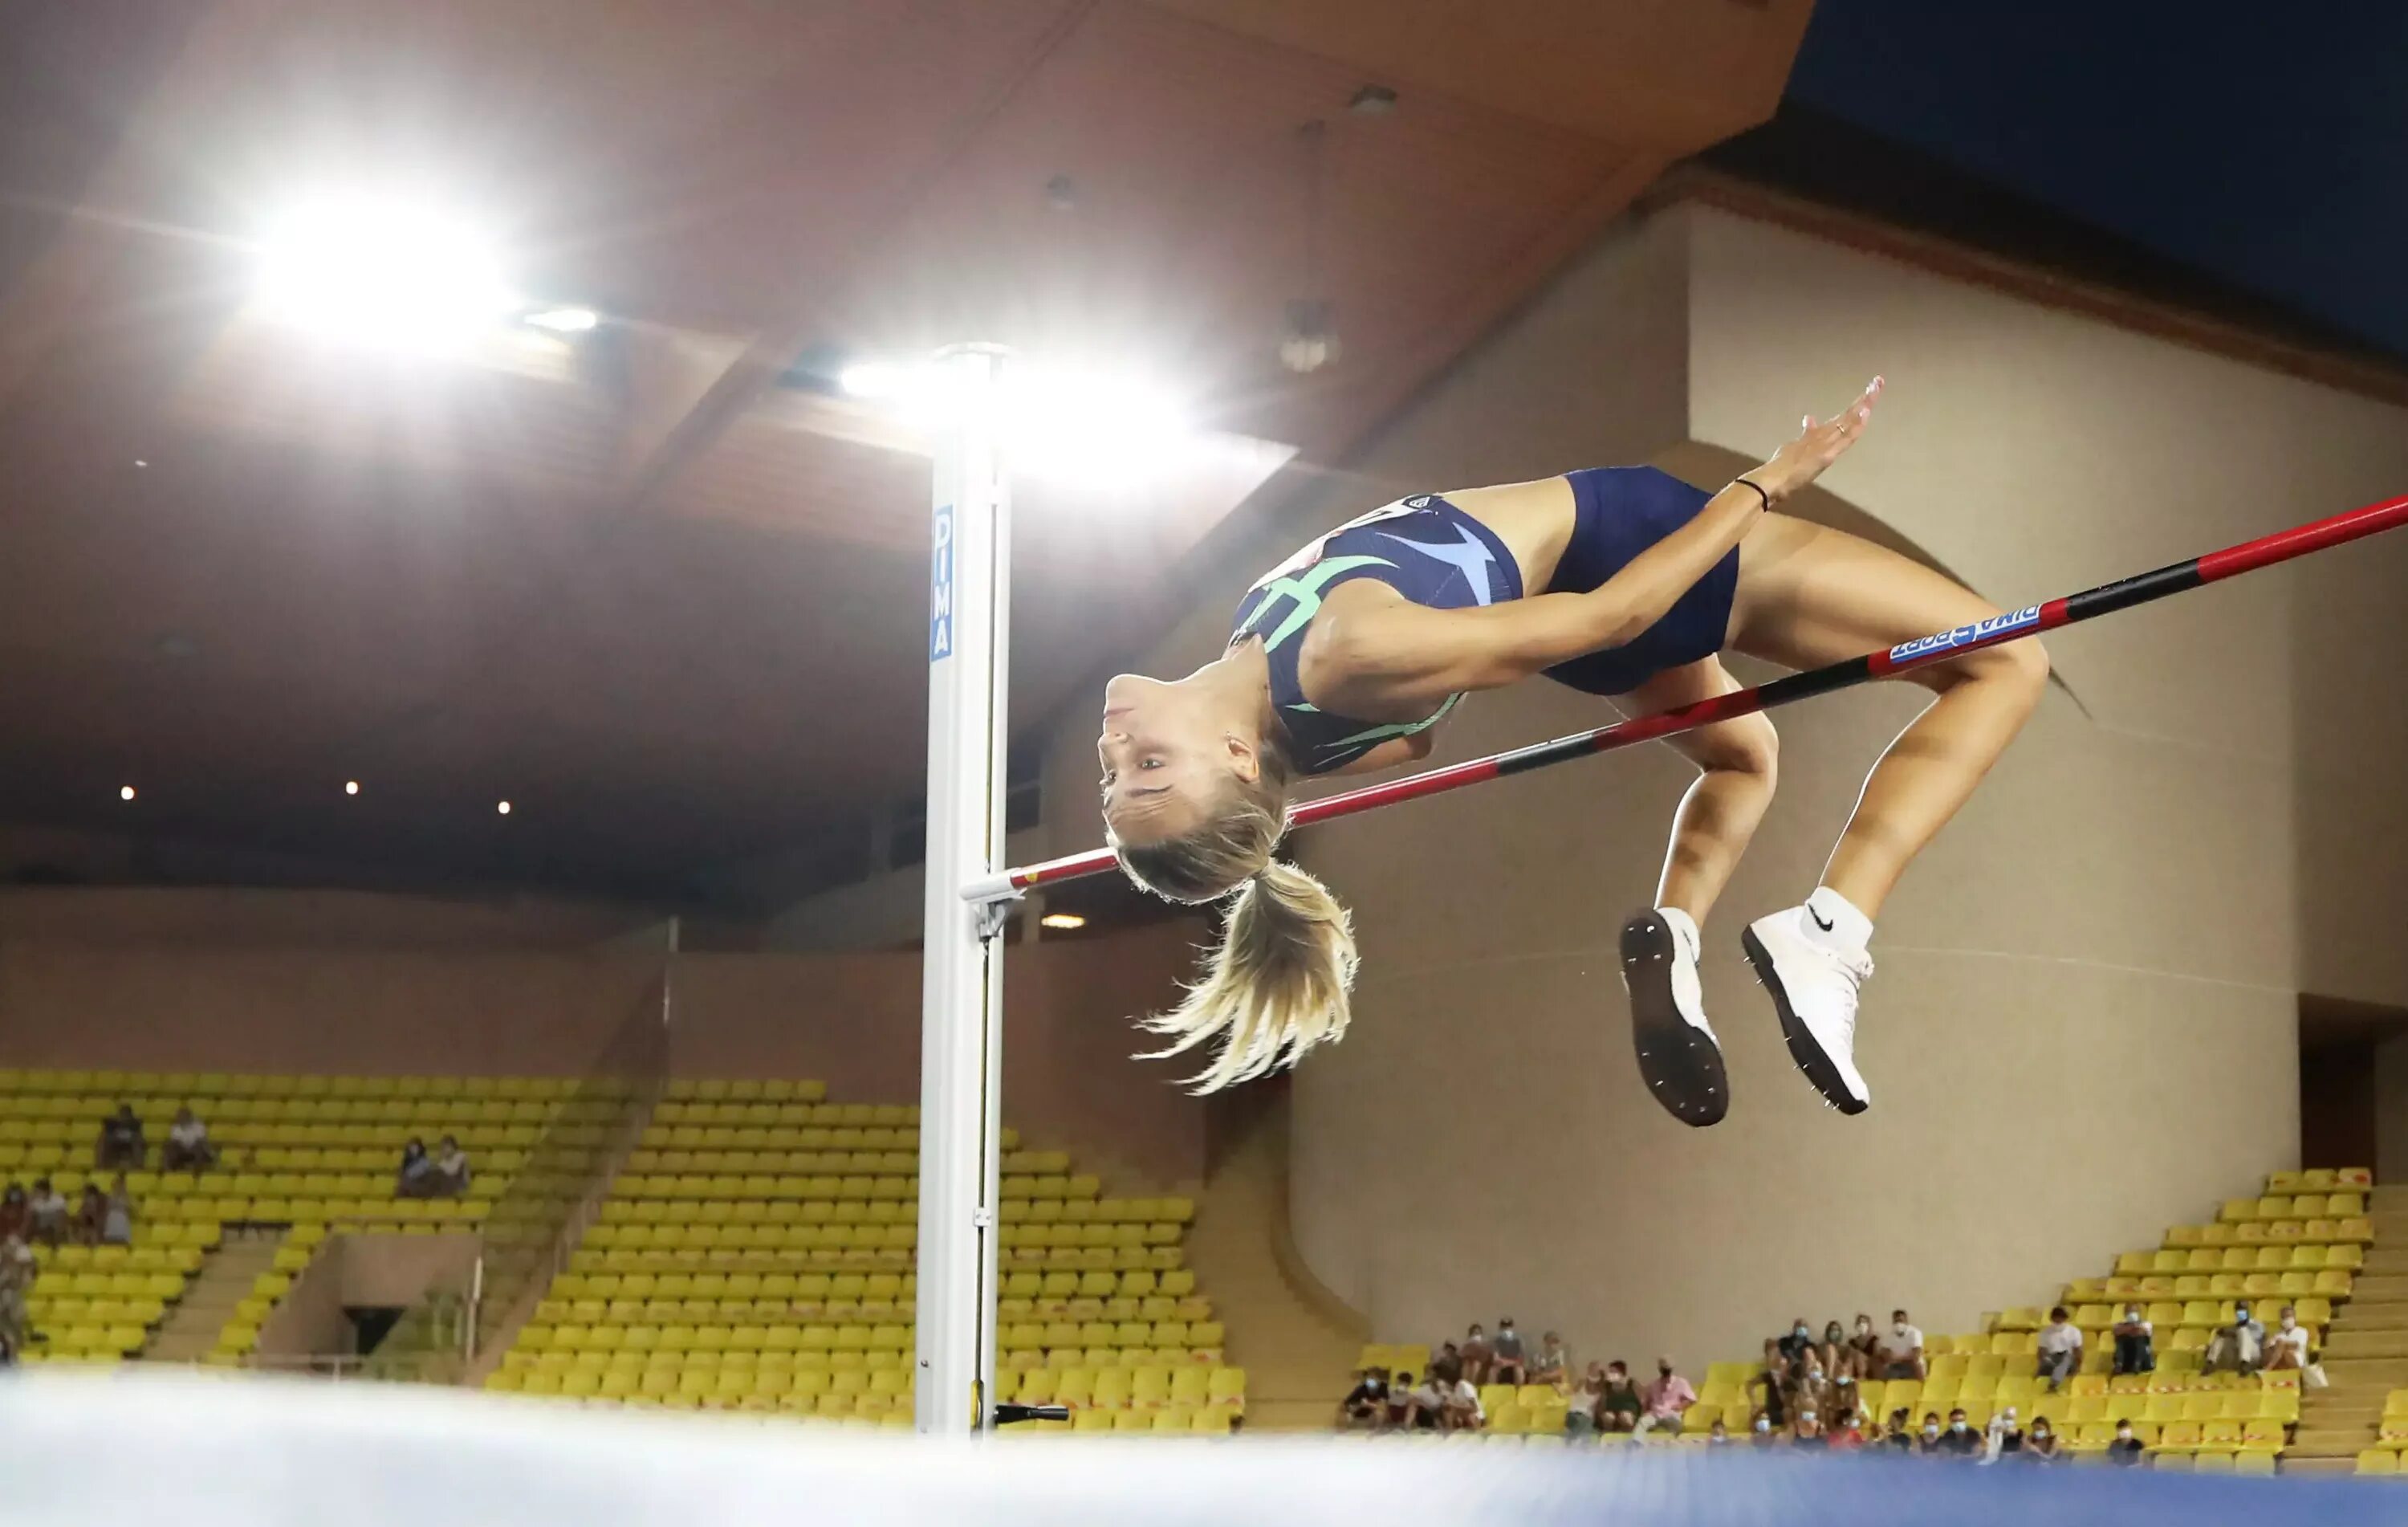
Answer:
[1732, 477, 1771, 512]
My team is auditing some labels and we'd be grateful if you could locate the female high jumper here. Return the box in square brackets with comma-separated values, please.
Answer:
[1096, 378, 2049, 1125]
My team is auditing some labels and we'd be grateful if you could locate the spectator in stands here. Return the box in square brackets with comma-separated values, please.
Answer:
[96, 1103, 145, 1170]
[1401, 1370, 1446, 1430]
[2111, 1302, 2155, 1375]
[429, 1135, 472, 1198]
[26, 1177, 66, 1247]
[1750, 1413, 1777, 1448]
[2264, 1305, 2311, 1374]
[1633, 1355, 1695, 1436]
[2203, 1301, 2264, 1376]
[1848, 1313, 1882, 1375]
[1788, 1406, 1826, 1449]
[1339, 1367, 1389, 1430]
[1937, 1407, 1981, 1459]
[2034, 1306, 2083, 1391]
[1706, 1418, 1732, 1448]
[161, 1106, 217, 1172]
[1530, 1330, 1569, 1387]
[1914, 1413, 1946, 1456]
[1793, 1350, 1832, 1426]
[1983, 1404, 2024, 1464]
[1597, 1361, 1644, 1434]
[1875, 1308, 1926, 1380]
[1381, 1370, 1416, 1430]
[1490, 1317, 1527, 1385]
[1776, 1316, 1815, 1366]
[1439, 1367, 1484, 1432]
[2106, 1419, 2145, 1467]
[0, 1185, 26, 1244]
[1748, 1340, 1791, 1431]
[1882, 1408, 1914, 1452]
[1563, 1367, 1602, 1439]
[396, 1138, 435, 1197]
[2022, 1417, 2062, 1464]
[101, 1174, 133, 1246]
[1818, 1320, 1861, 1382]
[71, 1184, 108, 1246]
[1825, 1407, 1864, 1452]
[1458, 1323, 1493, 1385]
[0, 1234, 32, 1361]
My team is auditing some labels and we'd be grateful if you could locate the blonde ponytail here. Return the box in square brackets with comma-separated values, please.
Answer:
[1111, 736, 1358, 1091]
[1137, 860, 1358, 1092]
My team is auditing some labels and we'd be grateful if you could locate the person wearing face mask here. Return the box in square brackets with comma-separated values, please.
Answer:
[1873, 1308, 1925, 1381]
[1848, 1313, 1881, 1373]
[2034, 1305, 2084, 1392]
[1788, 1407, 1827, 1449]
[2022, 1417, 2062, 1464]
[1750, 1412, 1778, 1449]
[2203, 1301, 2265, 1376]
[1937, 1407, 1981, 1458]
[1459, 1323, 1494, 1386]
[1824, 1407, 1865, 1452]
[1819, 1320, 1861, 1382]
[1914, 1412, 1946, 1456]
[2111, 1302, 2156, 1376]
[1597, 1361, 1645, 1434]
[1982, 1404, 2024, 1464]
[1707, 1418, 1733, 1448]
[1491, 1317, 1527, 1386]
[1776, 1317, 1816, 1366]
[1633, 1356, 1697, 1437]
[2106, 1419, 2146, 1467]
[2264, 1305, 2311, 1374]
[1564, 1366, 1605, 1439]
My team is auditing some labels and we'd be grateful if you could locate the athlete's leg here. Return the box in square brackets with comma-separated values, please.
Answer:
[1616, 657, 1773, 1130]
[1723, 514, 2046, 1114]
[1728, 515, 2048, 916]
[1621, 657, 1780, 924]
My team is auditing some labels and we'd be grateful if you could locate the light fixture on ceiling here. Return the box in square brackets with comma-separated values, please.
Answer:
[251, 192, 517, 353]
[344, 780, 361, 796]
[1347, 84, 1398, 116]
[132, 458, 148, 469]
[119, 785, 137, 802]
[838, 356, 1196, 485]
[524, 305, 600, 334]
[1039, 913, 1087, 930]
[1280, 121, 1340, 375]
[496, 800, 513, 816]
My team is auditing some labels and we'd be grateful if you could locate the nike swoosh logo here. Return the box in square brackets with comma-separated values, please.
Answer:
[1809, 906, 1834, 932]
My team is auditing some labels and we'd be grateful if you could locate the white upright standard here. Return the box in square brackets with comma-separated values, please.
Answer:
[913, 345, 1011, 1433]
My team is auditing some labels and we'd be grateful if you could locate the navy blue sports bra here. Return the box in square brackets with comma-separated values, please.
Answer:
[1230, 495, 1521, 776]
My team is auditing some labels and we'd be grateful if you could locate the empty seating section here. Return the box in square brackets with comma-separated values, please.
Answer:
[0, 1068, 585, 1366]
[1678, 1167, 2368, 1468]
[488, 1079, 1239, 1432]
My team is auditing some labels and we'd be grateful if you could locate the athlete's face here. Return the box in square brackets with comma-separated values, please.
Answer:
[1098, 672, 1255, 845]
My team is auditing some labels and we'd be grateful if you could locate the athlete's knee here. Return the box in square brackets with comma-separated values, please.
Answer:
[1697, 715, 1779, 786]
[1919, 633, 2048, 700]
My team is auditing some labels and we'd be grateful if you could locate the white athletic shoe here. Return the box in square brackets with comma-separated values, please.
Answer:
[1620, 909, 1728, 1127]
[1741, 906, 1874, 1114]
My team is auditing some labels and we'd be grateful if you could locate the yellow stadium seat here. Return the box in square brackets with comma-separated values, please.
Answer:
[2358, 1449, 2399, 1476]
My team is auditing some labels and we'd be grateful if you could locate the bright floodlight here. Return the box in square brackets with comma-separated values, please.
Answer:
[838, 360, 912, 399]
[1001, 366, 1193, 485]
[253, 194, 516, 352]
[119, 785, 136, 803]
[525, 306, 599, 334]
[1039, 913, 1086, 930]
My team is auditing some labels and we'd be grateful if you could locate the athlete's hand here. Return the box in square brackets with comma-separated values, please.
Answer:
[1751, 377, 1882, 501]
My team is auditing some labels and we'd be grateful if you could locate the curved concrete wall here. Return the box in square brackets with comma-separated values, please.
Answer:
[1042, 199, 2408, 1370]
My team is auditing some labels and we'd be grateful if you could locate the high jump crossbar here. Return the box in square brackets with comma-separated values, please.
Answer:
[918, 350, 2404, 1440]
[963, 490, 2408, 906]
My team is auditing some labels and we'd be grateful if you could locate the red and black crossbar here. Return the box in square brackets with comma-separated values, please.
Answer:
[964, 491, 2408, 905]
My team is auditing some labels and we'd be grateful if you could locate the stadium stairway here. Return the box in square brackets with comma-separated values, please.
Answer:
[2284, 1184, 2408, 1475]
[140, 1232, 284, 1363]
[1179, 1106, 1362, 1431]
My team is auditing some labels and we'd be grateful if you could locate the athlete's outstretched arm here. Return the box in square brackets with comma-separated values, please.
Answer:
[1314, 381, 1883, 712]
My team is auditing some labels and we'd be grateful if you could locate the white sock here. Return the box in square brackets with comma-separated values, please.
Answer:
[1658, 906, 1701, 959]
[1801, 886, 1873, 953]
